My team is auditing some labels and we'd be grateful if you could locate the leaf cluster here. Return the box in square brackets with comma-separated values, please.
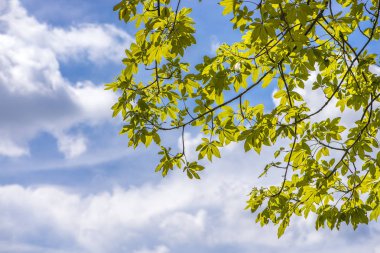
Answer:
[107, 0, 380, 236]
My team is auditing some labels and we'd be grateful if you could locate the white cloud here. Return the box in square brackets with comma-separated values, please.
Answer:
[133, 245, 170, 253]
[210, 35, 221, 53]
[1, 145, 379, 253]
[55, 133, 87, 159]
[49, 24, 132, 63]
[0, 0, 133, 158]
[369, 65, 380, 76]
[0, 138, 29, 157]
[159, 210, 206, 242]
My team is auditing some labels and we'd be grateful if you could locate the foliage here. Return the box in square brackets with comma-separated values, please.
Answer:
[106, 0, 380, 237]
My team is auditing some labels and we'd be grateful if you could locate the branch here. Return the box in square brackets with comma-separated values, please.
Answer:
[152, 6, 329, 131]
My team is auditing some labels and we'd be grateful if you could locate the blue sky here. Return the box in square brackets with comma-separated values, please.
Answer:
[0, 0, 380, 252]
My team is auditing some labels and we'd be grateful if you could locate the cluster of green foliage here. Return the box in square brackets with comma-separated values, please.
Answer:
[106, 0, 380, 237]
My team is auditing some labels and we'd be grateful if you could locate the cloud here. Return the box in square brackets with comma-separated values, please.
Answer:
[55, 133, 87, 159]
[210, 35, 221, 53]
[159, 210, 206, 243]
[369, 64, 380, 76]
[0, 0, 133, 158]
[0, 138, 29, 157]
[133, 245, 170, 253]
[1, 144, 380, 253]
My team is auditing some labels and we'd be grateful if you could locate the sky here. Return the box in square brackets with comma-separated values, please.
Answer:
[0, 0, 380, 252]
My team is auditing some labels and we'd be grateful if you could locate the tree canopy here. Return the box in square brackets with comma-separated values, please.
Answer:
[106, 0, 380, 237]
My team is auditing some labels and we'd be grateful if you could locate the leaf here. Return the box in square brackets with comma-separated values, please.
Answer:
[262, 72, 274, 88]
[277, 218, 289, 238]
